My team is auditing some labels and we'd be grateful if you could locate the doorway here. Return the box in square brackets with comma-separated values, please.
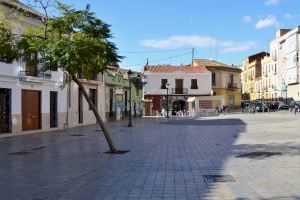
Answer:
[175, 79, 183, 94]
[172, 100, 186, 113]
[0, 88, 11, 134]
[50, 91, 58, 128]
[22, 90, 41, 131]
[78, 88, 83, 124]
[229, 95, 235, 112]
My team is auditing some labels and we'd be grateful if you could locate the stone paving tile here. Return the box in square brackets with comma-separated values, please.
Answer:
[0, 112, 300, 199]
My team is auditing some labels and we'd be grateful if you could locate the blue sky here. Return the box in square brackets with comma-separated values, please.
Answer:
[26, 0, 300, 71]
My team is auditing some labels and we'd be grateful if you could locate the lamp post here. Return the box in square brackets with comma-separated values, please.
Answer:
[166, 83, 169, 118]
[128, 69, 133, 127]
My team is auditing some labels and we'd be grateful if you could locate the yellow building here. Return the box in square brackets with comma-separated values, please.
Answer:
[193, 59, 242, 111]
[242, 52, 269, 101]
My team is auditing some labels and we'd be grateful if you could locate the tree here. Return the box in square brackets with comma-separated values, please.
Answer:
[0, 1, 122, 153]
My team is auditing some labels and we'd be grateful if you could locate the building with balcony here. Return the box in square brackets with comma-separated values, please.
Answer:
[193, 59, 243, 112]
[0, 1, 68, 135]
[270, 27, 300, 101]
[143, 65, 211, 115]
[242, 52, 270, 101]
[104, 66, 143, 121]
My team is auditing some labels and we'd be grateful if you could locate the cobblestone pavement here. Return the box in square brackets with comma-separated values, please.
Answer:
[0, 111, 300, 200]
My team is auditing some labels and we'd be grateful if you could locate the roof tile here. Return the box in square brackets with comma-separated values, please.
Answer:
[144, 64, 209, 73]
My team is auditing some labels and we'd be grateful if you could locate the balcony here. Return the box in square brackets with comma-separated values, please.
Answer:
[19, 70, 51, 79]
[171, 88, 188, 94]
[227, 83, 237, 89]
[18, 59, 51, 79]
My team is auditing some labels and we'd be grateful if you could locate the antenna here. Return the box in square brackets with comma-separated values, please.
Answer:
[192, 48, 195, 66]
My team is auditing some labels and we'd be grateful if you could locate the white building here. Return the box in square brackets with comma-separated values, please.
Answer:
[270, 27, 300, 101]
[0, 1, 107, 136]
[0, 1, 69, 135]
[143, 65, 212, 116]
[67, 74, 107, 128]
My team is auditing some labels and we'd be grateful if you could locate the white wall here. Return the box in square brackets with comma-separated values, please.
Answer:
[144, 71, 212, 95]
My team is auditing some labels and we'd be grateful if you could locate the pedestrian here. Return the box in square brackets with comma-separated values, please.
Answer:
[295, 105, 298, 115]
[241, 102, 245, 113]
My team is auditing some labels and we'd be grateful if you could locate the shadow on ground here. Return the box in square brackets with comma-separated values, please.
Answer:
[0, 117, 299, 199]
[234, 142, 300, 159]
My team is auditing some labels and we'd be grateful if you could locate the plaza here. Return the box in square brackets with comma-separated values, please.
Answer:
[0, 111, 299, 200]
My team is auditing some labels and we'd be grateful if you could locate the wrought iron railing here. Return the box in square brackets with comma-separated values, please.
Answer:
[227, 83, 237, 89]
[171, 88, 188, 94]
[18, 58, 51, 79]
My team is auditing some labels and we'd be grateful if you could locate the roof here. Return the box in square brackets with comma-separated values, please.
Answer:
[0, 0, 44, 19]
[193, 59, 242, 71]
[144, 65, 209, 73]
[247, 52, 270, 63]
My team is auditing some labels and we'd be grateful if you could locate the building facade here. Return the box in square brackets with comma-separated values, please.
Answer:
[67, 73, 107, 127]
[0, 1, 68, 135]
[193, 59, 243, 111]
[143, 65, 212, 115]
[105, 66, 143, 120]
[270, 27, 300, 101]
[242, 52, 270, 101]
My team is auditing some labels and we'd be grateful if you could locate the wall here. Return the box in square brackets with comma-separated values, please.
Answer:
[144, 71, 212, 95]
[0, 76, 68, 134]
[68, 80, 106, 128]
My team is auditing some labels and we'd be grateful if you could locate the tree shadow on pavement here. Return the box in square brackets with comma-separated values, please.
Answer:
[234, 142, 300, 159]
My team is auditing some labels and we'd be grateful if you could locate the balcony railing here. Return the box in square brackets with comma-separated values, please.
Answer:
[18, 59, 51, 79]
[19, 70, 51, 79]
[227, 83, 237, 89]
[171, 88, 188, 94]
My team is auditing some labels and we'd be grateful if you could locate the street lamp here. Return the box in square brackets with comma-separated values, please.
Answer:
[166, 83, 170, 118]
[127, 69, 133, 127]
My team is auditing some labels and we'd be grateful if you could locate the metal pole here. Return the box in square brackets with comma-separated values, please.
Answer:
[128, 70, 133, 127]
[166, 87, 169, 118]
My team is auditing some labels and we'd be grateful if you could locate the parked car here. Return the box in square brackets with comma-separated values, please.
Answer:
[289, 101, 300, 112]
[254, 102, 268, 112]
[269, 101, 279, 110]
[278, 101, 289, 110]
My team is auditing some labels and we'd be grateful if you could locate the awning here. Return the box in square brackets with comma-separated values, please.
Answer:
[187, 97, 196, 102]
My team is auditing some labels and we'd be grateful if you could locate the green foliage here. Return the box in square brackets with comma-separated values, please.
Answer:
[45, 3, 122, 77]
[0, 1, 122, 78]
[131, 76, 146, 89]
[0, 23, 18, 63]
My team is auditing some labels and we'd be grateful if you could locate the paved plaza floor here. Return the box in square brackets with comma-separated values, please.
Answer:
[0, 111, 299, 200]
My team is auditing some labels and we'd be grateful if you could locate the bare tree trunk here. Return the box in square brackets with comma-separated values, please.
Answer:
[71, 74, 117, 153]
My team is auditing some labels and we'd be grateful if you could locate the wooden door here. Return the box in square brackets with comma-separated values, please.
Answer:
[50, 91, 58, 128]
[145, 102, 150, 116]
[175, 79, 183, 94]
[22, 90, 41, 131]
[0, 89, 11, 134]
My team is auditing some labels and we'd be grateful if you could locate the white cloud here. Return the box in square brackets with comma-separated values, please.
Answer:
[255, 15, 279, 29]
[141, 35, 217, 49]
[221, 41, 257, 53]
[265, 0, 280, 6]
[243, 16, 252, 23]
[140, 35, 257, 53]
[284, 13, 293, 20]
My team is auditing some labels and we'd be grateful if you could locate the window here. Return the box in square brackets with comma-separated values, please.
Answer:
[161, 79, 168, 89]
[212, 72, 216, 85]
[229, 74, 234, 84]
[191, 79, 198, 89]
[89, 89, 97, 110]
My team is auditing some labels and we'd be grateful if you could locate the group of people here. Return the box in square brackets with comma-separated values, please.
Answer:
[215, 105, 227, 114]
